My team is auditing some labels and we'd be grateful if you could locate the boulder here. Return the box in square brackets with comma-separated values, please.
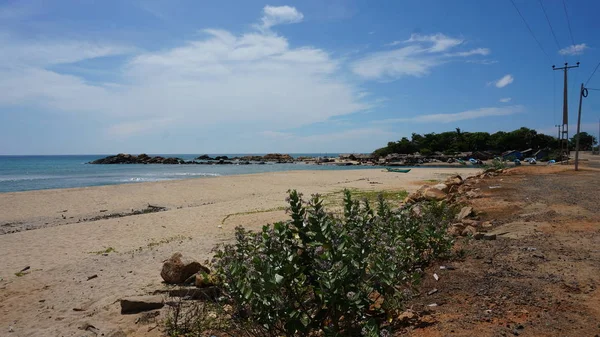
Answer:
[120, 295, 164, 314]
[423, 187, 447, 201]
[161, 253, 210, 284]
[431, 183, 449, 193]
[444, 175, 463, 187]
[456, 206, 473, 221]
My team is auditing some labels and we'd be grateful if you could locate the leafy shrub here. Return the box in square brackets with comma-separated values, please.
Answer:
[170, 190, 456, 336]
[485, 158, 507, 170]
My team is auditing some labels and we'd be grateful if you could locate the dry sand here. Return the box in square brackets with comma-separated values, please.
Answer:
[0, 168, 479, 336]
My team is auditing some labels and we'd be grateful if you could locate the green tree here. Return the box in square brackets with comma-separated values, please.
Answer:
[570, 132, 598, 151]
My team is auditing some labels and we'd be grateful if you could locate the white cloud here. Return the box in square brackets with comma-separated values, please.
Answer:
[0, 8, 369, 138]
[559, 43, 588, 56]
[491, 74, 514, 88]
[499, 97, 512, 103]
[467, 59, 498, 65]
[354, 33, 488, 80]
[406, 33, 463, 52]
[260, 5, 304, 29]
[372, 105, 524, 124]
[446, 48, 490, 57]
[0, 34, 134, 67]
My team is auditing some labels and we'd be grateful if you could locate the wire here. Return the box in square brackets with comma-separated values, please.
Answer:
[585, 61, 600, 86]
[587, 88, 600, 91]
[562, 0, 576, 47]
[510, 0, 551, 60]
[538, 0, 564, 55]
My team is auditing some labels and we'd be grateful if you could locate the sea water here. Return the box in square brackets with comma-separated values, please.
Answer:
[0, 154, 377, 193]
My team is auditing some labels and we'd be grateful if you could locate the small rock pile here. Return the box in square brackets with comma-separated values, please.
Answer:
[403, 168, 506, 240]
[120, 252, 218, 315]
[160, 252, 216, 287]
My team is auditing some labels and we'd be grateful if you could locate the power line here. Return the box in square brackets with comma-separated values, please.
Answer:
[562, 0, 576, 46]
[510, 0, 551, 60]
[585, 61, 600, 86]
[538, 0, 564, 54]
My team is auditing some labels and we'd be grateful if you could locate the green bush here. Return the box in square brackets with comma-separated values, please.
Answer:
[193, 190, 456, 336]
[485, 158, 507, 170]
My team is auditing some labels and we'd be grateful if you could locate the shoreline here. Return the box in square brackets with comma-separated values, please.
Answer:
[0, 163, 481, 194]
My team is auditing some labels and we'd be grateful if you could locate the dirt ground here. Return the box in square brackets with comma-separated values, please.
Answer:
[399, 156, 600, 337]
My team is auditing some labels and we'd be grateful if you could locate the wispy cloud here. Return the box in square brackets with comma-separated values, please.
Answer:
[467, 59, 498, 65]
[372, 105, 525, 124]
[446, 48, 490, 57]
[353, 33, 489, 80]
[259, 5, 304, 30]
[559, 43, 588, 55]
[499, 97, 512, 103]
[489, 74, 514, 88]
[406, 33, 463, 52]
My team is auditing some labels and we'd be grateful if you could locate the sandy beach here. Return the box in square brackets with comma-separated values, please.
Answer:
[0, 168, 479, 336]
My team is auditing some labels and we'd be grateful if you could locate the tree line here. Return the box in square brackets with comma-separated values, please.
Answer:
[373, 127, 597, 157]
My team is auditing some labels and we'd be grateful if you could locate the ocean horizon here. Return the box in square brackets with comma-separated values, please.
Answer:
[0, 153, 377, 193]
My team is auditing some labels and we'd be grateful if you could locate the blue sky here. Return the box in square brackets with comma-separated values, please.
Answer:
[1, 0, 600, 154]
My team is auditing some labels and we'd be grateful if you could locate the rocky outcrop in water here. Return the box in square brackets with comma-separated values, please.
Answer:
[89, 153, 186, 165]
[91, 153, 305, 165]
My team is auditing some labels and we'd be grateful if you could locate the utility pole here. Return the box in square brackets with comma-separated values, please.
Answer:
[555, 124, 561, 140]
[574, 84, 587, 171]
[553, 62, 580, 163]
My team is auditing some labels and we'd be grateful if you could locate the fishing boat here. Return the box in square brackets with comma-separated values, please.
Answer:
[385, 168, 411, 173]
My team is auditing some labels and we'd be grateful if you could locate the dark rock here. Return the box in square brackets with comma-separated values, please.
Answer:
[483, 233, 497, 240]
[89, 153, 186, 165]
[196, 155, 213, 160]
[161, 253, 210, 284]
[120, 295, 164, 314]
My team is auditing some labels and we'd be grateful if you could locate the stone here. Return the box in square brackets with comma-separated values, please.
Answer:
[456, 206, 473, 221]
[461, 219, 480, 227]
[448, 224, 464, 236]
[473, 232, 485, 240]
[120, 295, 164, 314]
[444, 175, 463, 186]
[161, 253, 210, 284]
[483, 233, 497, 240]
[461, 225, 477, 237]
[481, 221, 493, 228]
[411, 205, 422, 217]
[431, 183, 449, 193]
[465, 190, 480, 199]
[423, 187, 447, 201]
[398, 310, 416, 322]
